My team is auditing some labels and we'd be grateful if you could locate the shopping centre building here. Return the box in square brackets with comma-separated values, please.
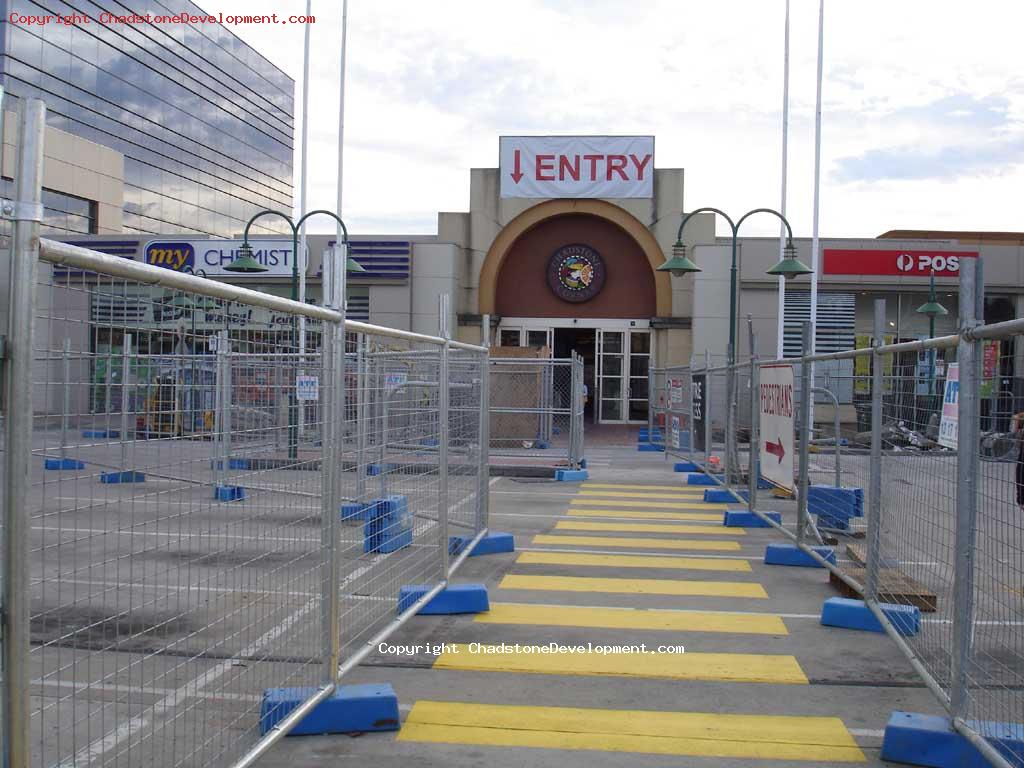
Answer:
[44, 135, 1024, 426]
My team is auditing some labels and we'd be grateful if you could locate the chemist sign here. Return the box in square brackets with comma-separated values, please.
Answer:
[759, 364, 795, 492]
[144, 239, 298, 277]
[500, 136, 654, 198]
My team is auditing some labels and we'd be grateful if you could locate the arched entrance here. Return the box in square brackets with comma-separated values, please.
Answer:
[479, 200, 669, 423]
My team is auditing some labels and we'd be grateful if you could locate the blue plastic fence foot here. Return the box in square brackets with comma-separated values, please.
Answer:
[764, 543, 836, 567]
[364, 496, 412, 553]
[638, 443, 664, 452]
[44, 458, 86, 470]
[397, 583, 489, 615]
[82, 429, 119, 439]
[674, 460, 700, 473]
[881, 712, 1024, 768]
[556, 469, 589, 481]
[821, 597, 920, 636]
[704, 488, 732, 503]
[723, 510, 781, 528]
[449, 532, 515, 557]
[341, 503, 371, 521]
[367, 463, 399, 476]
[579, 458, 588, 469]
[214, 485, 245, 502]
[100, 471, 145, 484]
[420, 437, 440, 447]
[757, 477, 774, 489]
[535, 440, 550, 449]
[210, 458, 252, 470]
[686, 473, 717, 485]
[260, 683, 400, 737]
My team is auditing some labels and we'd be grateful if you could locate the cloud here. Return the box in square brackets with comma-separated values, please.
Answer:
[831, 93, 1024, 182]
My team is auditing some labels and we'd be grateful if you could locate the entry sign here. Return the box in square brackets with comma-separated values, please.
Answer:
[500, 136, 654, 199]
[938, 363, 959, 449]
[691, 374, 707, 453]
[759, 364, 795, 493]
[296, 375, 319, 401]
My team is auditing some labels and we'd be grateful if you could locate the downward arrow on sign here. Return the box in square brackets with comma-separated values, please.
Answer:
[765, 437, 786, 463]
[510, 149, 524, 184]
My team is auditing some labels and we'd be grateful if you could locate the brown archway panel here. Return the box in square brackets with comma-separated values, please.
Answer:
[495, 213, 655, 318]
[479, 199, 671, 316]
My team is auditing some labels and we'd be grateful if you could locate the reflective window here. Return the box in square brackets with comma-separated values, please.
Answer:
[1, 1, 293, 237]
[41, 188, 98, 235]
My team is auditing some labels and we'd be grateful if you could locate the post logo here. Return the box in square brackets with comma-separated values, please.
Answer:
[146, 242, 195, 272]
[896, 252, 960, 274]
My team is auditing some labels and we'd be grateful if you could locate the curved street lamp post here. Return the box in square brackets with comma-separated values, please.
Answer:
[657, 207, 812, 486]
[225, 209, 364, 459]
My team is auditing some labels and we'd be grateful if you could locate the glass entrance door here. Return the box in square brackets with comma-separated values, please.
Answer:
[597, 330, 625, 422]
[597, 329, 650, 423]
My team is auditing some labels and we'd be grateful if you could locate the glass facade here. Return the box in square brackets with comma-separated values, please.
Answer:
[0, 0, 293, 237]
[42, 187, 97, 233]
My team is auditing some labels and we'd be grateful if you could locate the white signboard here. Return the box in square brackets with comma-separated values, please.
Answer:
[143, 239, 300, 278]
[938, 363, 959, 449]
[670, 416, 680, 450]
[499, 136, 654, 198]
[759, 364, 795, 493]
[385, 372, 408, 392]
[296, 375, 319, 401]
[669, 379, 684, 405]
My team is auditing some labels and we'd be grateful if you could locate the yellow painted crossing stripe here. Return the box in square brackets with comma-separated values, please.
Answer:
[433, 645, 807, 684]
[533, 534, 742, 551]
[583, 483, 704, 492]
[569, 499, 717, 510]
[515, 551, 751, 572]
[475, 602, 785, 634]
[567, 509, 722, 521]
[398, 701, 864, 761]
[578, 490, 708, 500]
[556, 520, 744, 536]
[499, 574, 767, 599]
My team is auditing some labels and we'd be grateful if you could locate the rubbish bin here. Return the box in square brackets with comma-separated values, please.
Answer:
[854, 400, 872, 432]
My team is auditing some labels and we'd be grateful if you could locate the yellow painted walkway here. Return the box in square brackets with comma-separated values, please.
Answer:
[532, 533, 742, 551]
[475, 602, 787, 635]
[397, 480, 868, 765]
[499, 573, 768, 598]
[515, 550, 751, 572]
[567, 508, 722, 520]
[398, 701, 866, 762]
[434, 644, 808, 684]
[555, 520, 745, 535]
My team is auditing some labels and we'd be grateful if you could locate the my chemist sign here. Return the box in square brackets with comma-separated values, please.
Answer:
[143, 239, 298, 277]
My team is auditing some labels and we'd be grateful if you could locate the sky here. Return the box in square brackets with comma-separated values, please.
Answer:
[217, 0, 1024, 239]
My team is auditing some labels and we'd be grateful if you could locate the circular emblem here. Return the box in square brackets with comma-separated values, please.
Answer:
[547, 244, 606, 303]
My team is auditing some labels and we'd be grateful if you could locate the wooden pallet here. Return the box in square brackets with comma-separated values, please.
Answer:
[830, 568, 937, 612]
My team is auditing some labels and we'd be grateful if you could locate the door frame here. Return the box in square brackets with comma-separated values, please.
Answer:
[497, 318, 651, 424]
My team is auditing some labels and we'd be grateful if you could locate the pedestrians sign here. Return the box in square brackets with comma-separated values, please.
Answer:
[759, 364, 795, 492]
[938, 363, 959, 448]
[296, 375, 319, 401]
[670, 416, 680, 450]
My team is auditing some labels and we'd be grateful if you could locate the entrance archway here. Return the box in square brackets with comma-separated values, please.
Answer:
[478, 199, 671, 317]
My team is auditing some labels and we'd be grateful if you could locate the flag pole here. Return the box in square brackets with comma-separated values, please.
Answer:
[776, 0, 791, 360]
[809, 0, 824, 428]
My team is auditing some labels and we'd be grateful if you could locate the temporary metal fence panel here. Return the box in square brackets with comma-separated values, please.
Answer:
[2, 94, 491, 768]
[678, 277, 1022, 765]
[487, 357, 583, 469]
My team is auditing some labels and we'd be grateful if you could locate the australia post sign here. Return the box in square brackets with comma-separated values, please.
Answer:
[824, 249, 977, 277]
[500, 136, 654, 199]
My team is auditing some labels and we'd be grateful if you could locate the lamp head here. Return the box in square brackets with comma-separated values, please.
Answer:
[223, 242, 268, 273]
[656, 241, 701, 278]
[767, 240, 813, 280]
